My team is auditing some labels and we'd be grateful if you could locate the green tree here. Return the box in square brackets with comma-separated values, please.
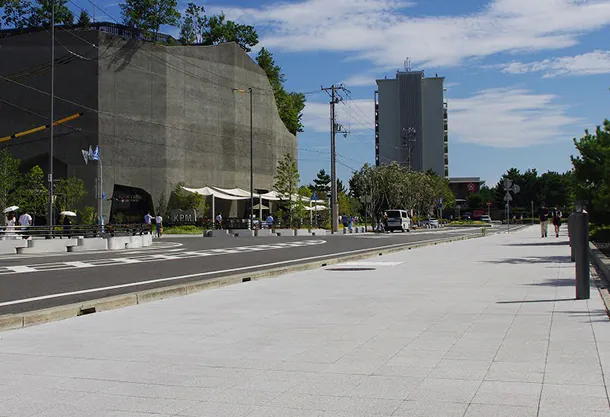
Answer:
[310, 169, 331, 195]
[255, 48, 306, 135]
[199, 12, 258, 51]
[178, 2, 204, 44]
[572, 119, 610, 225]
[168, 181, 205, 211]
[336, 178, 347, 195]
[77, 9, 90, 28]
[11, 165, 47, 219]
[0, 149, 21, 216]
[273, 153, 300, 226]
[79, 206, 95, 224]
[121, 0, 181, 37]
[55, 176, 87, 212]
[1, 0, 73, 28]
[467, 193, 484, 209]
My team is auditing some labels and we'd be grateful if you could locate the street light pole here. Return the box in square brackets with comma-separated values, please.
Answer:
[47, 0, 55, 227]
[232, 87, 254, 230]
[249, 87, 253, 231]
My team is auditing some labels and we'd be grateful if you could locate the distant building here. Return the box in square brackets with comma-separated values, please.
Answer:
[449, 177, 486, 217]
[375, 70, 448, 177]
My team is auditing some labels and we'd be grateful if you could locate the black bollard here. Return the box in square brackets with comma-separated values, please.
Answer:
[568, 214, 575, 262]
[573, 212, 590, 300]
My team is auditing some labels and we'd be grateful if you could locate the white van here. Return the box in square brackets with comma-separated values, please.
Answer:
[385, 209, 411, 232]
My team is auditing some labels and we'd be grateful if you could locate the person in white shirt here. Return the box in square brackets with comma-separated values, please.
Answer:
[18, 211, 32, 239]
[155, 215, 163, 238]
[215, 213, 222, 229]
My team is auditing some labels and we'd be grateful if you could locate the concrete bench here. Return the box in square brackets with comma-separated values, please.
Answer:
[205, 230, 232, 238]
[233, 230, 255, 237]
[311, 229, 327, 236]
[255, 229, 274, 237]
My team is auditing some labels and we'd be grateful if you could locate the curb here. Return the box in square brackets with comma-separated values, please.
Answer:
[0, 232, 486, 332]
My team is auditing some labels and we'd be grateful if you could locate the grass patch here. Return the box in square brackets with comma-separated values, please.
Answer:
[590, 224, 610, 243]
[163, 225, 205, 235]
[450, 220, 488, 226]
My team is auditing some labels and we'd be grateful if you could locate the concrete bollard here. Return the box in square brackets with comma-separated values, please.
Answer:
[568, 215, 575, 262]
[573, 212, 590, 300]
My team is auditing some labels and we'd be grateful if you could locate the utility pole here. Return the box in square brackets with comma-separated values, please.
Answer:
[321, 84, 349, 234]
[47, 0, 55, 227]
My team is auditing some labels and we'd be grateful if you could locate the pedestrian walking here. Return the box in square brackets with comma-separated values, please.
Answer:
[4, 212, 16, 239]
[144, 212, 152, 234]
[215, 213, 223, 229]
[266, 214, 274, 229]
[383, 213, 389, 233]
[552, 208, 562, 238]
[539, 204, 549, 238]
[18, 210, 32, 239]
[155, 214, 163, 238]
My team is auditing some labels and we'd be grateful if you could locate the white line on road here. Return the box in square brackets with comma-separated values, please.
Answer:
[5, 265, 36, 273]
[64, 261, 95, 268]
[0, 235, 477, 308]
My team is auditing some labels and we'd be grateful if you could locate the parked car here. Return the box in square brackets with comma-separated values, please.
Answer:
[384, 210, 411, 232]
[480, 215, 491, 223]
[427, 218, 440, 228]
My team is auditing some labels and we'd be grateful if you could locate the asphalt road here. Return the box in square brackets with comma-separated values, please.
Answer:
[0, 228, 485, 315]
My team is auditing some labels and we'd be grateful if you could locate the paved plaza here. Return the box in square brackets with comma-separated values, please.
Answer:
[0, 226, 609, 416]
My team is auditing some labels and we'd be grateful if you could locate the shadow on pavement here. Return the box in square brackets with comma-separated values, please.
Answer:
[528, 278, 576, 287]
[496, 298, 574, 304]
[505, 241, 569, 247]
[483, 255, 571, 265]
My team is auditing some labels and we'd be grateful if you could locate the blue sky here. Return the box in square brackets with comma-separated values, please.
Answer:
[73, 0, 610, 188]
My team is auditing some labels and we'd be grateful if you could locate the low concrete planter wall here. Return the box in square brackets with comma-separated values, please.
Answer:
[0, 240, 27, 255]
[142, 234, 153, 246]
[69, 238, 108, 252]
[17, 239, 77, 254]
[311, 229, 327, 236]
[205, 230, 232, 238]
[590, 242, 610, 285]
[255, 229, 274, 237]
[126, 236, 143, 249]
[107, 236, 130, 250]
[234, 230, 255, 237]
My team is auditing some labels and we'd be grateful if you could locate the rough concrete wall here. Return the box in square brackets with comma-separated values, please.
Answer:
[97, 33, 297, 213]
[0, 30, 100, 209]
[0, 29, 297, 217]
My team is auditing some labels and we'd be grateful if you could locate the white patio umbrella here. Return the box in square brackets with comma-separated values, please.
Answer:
[3, 206, 18, 214]
[60, 211, 77, 217]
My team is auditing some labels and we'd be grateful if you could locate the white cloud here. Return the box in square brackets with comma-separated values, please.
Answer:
[342, 74, 377, 87]
[209, 0, 610, 69]
[499, 50, 610, 77]
[449, 88, 580, 148]
[303, 99, 374, 133]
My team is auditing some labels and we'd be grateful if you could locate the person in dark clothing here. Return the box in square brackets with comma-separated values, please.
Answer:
[62, 216, 71, 237]
[552, 208, 562, 238]
[538, 204, 549, 238]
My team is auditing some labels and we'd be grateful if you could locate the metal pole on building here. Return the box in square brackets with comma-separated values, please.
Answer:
[249, 87, 254, 230]
[98, 156, 103, 230]
[47, 0, 55, 227]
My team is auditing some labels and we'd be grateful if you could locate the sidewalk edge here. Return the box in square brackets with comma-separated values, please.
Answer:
[0, 232, 486, 332]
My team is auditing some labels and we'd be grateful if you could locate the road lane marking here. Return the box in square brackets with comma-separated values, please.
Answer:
[5, 266, 36, 273]
[0, 235, 479, 308]
[64, 261, 95, 268]
[0, 240, 327, 276]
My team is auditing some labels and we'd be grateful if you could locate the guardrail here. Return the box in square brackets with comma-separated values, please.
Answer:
[0, 224, 152, 240]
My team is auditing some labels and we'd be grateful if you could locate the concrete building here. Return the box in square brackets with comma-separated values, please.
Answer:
[374, 71, 448, 177]
[0, 24, 297, 222]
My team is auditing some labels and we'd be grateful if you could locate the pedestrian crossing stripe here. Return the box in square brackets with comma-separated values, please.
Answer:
[0, 240, 327, 275]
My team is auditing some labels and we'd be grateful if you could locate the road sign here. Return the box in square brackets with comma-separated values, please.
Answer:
[511, 184, 521, 194]
[312, 192, 319, 201]
[504, 192, 513, 202]
[102, 192, 106, 200]
[467, 183, 476, 192]
[503, 179, 513, 190]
